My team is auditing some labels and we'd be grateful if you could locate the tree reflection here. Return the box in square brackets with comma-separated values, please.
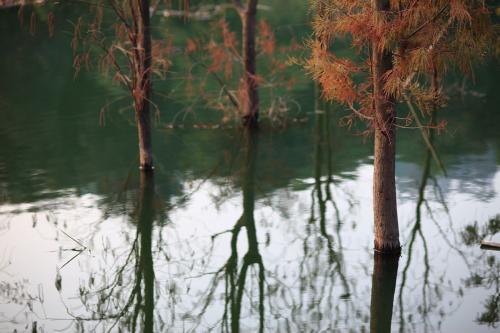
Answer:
[287, 97, 355, 330]
[311, 103, 349, 294]
[370, 254, 399, 333]
[197, 129, 265, 333]
[396, 110, 472, 332]
[397, 111, 443, 332]
[136, 172, 155, 333]
[222, 129, 264, 333]
[397, 126, 433, 332]
[75, 172, 157, 332]
[460, 215, 500, 328]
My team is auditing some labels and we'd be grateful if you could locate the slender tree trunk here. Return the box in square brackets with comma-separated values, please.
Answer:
[371, 0, 400, 254]
[370, 253, 399, 332]
[241, 0, 259, 128]
[136, 0, 153, 170]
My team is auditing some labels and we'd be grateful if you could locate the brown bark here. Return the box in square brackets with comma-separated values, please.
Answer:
[136, 0, 153, 171]
[370, 253, 399, 333]
[371, 0, 400, 254]
[241, 0, 259, 128]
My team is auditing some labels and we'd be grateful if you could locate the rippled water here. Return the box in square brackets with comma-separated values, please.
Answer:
[1, 4, 500, 333]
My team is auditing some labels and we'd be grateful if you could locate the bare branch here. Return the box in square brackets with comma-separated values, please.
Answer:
[347, 102, 374, 121]
[404, 95, 447, 176]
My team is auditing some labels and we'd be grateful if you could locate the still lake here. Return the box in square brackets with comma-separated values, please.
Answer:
[1, 4, 500, 333]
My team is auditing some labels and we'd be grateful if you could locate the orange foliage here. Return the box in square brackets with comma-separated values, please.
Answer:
[185, 38, 197, 54]
[308, 0, 497, 127]
[181, 13, 302, 125]
[205, 19, 239, 80]
[257, 20, 275, 55]
[306, 40, 358, 105]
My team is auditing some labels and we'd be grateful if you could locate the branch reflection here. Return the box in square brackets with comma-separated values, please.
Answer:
[224, 129, 265, 333]
[75, 172, 157, 332]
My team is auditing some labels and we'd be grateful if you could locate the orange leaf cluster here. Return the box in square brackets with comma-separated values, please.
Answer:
[306, 40, 358, 105]
[257, 20, 275, 55]
[307, 0, 497, 127]
[206, 19, 239, 80]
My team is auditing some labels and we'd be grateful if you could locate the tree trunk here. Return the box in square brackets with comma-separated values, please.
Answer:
[241, 0, 259, 128]
[136, 0, 153, 171]
[371, 0, 400, 254]
[370, 253, 399, 332]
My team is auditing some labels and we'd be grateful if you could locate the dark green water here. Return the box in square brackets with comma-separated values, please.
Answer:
[1, 3, 500, 333]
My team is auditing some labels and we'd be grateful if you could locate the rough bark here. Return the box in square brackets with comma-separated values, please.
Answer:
[371, 0, 400, 254]
[241, 0, 259, 128]
[370, 253, 399, 333]
[136, 0, 153, 171]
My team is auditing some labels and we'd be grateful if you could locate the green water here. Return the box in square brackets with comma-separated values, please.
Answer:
[1, 3, 500, 333]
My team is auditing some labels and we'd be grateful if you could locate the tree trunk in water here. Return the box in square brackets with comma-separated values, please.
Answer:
[371, 0, 400, 254]
[136, 0, 153, 171]
[241, 0, 259, 128]
[370, 253, 399, 333]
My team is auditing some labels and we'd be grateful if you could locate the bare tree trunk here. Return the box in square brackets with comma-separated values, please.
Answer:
[136, 0, 153, 171]
[370, 253, 399, 332]
[241, 0, 259, 128]
[371, 0, 400, 254]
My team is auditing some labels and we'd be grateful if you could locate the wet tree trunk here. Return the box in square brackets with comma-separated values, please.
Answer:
[370, 253, 399, 332]
[136, 0, 153, 171]
[241, 0, 259, 128]
[371, 0, 400, 254]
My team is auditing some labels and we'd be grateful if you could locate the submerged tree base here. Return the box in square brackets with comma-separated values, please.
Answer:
[242, 114, 259, 129]
[140, 164, 154, 172]
[374, 241, 401, 256]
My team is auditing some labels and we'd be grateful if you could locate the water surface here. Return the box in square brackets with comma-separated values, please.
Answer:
[1, 4, 500, 333]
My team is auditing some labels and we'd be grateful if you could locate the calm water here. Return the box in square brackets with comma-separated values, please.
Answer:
[1, 4, 500, 333]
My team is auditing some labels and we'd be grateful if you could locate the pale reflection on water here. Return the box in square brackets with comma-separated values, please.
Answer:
[1, 2, 499, 331]
[1, 156, 499, 332]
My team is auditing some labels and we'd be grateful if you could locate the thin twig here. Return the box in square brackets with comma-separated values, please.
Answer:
[404, 95, 447, 176]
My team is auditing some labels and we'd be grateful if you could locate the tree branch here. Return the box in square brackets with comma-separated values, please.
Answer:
[405, 5, 448, 40]
[347, 102, 374, 121]
[404, 95, 447, 176]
